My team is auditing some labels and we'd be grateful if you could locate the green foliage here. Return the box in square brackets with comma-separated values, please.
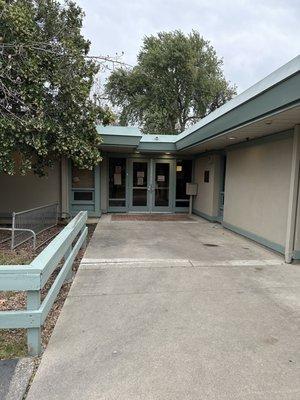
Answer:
[0, 0, 114, 175]
[106, 30, 236, 134]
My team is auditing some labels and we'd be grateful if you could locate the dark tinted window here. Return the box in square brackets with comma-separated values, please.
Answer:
[176, 160, 193, 201]
[109, 158, 126, 207]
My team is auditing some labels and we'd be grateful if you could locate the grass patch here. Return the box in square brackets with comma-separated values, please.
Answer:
[0, 251, 30, 359]
[0, 330, 27, 359]
[0, 250, 32, 265]
[0, 224, 96, 360]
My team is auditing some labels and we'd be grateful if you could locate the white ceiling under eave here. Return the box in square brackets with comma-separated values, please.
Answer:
[179, 104, 300, 155]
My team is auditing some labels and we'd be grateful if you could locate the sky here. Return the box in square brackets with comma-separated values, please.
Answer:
[76, 0, 300, 93]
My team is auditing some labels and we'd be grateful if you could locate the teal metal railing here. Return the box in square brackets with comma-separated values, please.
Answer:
[0, 211, 88, 356]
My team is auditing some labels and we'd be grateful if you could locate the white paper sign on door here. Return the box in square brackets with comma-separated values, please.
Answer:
[114, 173, 121, 185]
[157, 175, 165, 182]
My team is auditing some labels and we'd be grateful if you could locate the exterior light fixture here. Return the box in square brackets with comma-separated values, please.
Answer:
[228, 137, 236, 140]
[165, 152, 171, 155]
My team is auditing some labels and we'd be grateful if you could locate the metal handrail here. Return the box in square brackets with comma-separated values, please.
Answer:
[12, 202, 59, 215]
[0, 227, 36, 248]
[0, 211, 88, 356]
[0, 202, 59, 250]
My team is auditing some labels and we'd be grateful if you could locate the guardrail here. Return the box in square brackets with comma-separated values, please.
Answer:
[0, 202, 59, 250]
[0, 211, 88, 356]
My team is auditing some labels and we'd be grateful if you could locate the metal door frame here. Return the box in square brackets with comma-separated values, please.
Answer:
[128, 158, 175, 213]
[128, 158, 151, 212]
[151, 158, 175, 213]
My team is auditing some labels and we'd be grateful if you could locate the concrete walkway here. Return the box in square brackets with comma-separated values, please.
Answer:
[27, 215, 300, 400]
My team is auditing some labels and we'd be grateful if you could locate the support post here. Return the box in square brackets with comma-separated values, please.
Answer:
[189, 195, 193, 215]
[82, 227, 88, 249]
[11, 212, 15, 250]
[64, 245, 73, 282]
[27, 290, 41, 356]
[61, 158, 69, 218]
[285, 125, 300, 263]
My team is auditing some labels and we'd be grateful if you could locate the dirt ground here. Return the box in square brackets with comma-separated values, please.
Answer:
[0, 223, 96, 359]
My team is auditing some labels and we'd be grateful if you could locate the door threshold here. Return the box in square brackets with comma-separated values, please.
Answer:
[128, 211, 174, 214]
[128, 211, 151, 214]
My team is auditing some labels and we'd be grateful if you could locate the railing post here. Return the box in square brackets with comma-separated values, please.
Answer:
[27, 290, 41, 356]
[81, 226, 87, 250]
[64, 246, 73, 282]
[11, 212, 15, 250]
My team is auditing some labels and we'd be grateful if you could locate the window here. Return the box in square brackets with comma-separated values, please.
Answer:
[176, 160, 193, 208]
[74, 191, 93, 201]
[72, 166, 94, 188]
[71, 164, 95, 203]
[109, 158, 126, 208]
[204, 170, 210, 183]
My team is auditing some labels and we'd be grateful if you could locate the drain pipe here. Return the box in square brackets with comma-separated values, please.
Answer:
[285, 125, 300, 263]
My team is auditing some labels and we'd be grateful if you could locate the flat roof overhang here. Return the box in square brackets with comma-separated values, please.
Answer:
[100, 134, 142, 148]
[176, 72, 300, 152]
[179, 103, 300, 154]
[98, 56, 300, 156]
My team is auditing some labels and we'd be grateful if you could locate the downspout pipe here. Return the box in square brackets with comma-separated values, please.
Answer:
[285, 125, 300, 263]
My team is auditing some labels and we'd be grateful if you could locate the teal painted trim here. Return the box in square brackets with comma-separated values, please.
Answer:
[226, 129, 293, 152]
[108, 207, 127, 212]
[127, 157, 176, 213]
[105, 152, 191, 160]
[97, 58, 300, 153]
[152, 158, 176, 212]
[68, 161, 101, 217]
[40, 226, 87, 324]
[0, 272, 40, 291]
[97, 125, 142, 136]
[222, 221, 285, 254]
[94, 164, 101, 217]
[0, 309, 41, 329]
[292, 250, 300, 260]
[102, 135, 141, 146]
[31, 212, 87, 288]
[176, 73, 300, 150]
[27, 290, 41, 355]
[192, 208, 219, 222]
[0, 212, 88, 355]
[137, 142, 177, 152]
[217, 154, 226, 221]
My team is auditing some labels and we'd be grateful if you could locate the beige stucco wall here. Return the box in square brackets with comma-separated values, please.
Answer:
[223, 135, 293, 249]
[292, 170, 300, 253]
[0, 161, 61, 216]
[193, 154, 221, 218]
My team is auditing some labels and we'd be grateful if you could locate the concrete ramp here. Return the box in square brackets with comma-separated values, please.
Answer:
[26, 216, 300, 400]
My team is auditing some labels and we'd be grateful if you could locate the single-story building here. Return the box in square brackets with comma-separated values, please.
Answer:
[1, 56, 300, 262]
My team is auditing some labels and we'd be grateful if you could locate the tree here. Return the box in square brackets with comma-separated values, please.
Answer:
[106, 30, 236, 134]
[0, 0, 114, 176]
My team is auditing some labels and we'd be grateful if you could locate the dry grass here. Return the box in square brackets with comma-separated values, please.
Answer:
[0, 250, 32, 265]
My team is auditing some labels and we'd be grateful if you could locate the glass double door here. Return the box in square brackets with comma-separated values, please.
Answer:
[129, 159, 173, 212]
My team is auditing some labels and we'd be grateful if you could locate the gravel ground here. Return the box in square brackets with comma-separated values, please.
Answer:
[0, 223, 96, 360]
